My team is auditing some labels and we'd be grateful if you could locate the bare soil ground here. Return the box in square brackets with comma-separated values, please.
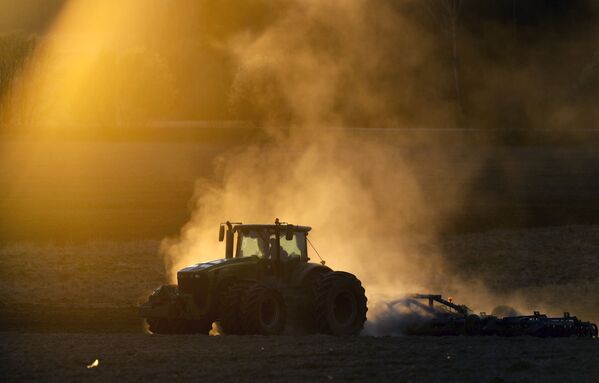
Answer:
[442, 226, 599, 323]
[0, 240, 163, 309]
[0, 334, 599, 382]
[2, 334, 598, 383]
[1, 226, 598, 382]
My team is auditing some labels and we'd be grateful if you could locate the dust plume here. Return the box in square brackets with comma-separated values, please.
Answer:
[161, 0, 490, 319]
[161, 1, 599, 333]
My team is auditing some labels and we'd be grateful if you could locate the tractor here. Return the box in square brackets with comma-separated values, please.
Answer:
[139, 220, 367, 335]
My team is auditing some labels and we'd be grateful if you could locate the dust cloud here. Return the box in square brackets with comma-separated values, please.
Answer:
[161, 1, 599, 331]
[160, 0, 498, 327]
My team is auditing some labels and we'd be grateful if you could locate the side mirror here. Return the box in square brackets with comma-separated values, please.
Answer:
[218, 225, 225, 242]
[285, 225, 294, 241]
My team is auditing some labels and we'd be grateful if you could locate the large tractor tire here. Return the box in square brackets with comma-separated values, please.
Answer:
[219, 280, 252, 335]
[314, 271, 367, 335]
[242, 283, 286, 335]
[289, 269, 329, 333]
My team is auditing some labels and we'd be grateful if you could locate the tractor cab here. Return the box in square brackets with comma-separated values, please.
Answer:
[219, 220, 311, 264]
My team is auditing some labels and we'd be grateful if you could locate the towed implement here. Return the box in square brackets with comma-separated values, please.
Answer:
[389, 294, 598, 338]
[140, 220, 367, 335]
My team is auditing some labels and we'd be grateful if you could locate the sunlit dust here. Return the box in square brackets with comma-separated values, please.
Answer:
[5, 0, 179, 133]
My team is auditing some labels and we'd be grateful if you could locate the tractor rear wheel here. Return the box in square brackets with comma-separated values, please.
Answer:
[314, 271, 367, 335]
[242, 283, 286, 335]
[219, 280, 252, 335]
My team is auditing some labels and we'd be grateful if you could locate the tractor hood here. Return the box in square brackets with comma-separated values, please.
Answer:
[175, 257, 259, 315]
[178, 256, 258, 274]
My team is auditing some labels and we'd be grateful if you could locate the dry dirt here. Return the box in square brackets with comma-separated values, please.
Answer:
[1, 226, 598, 382]
[1, 334, 598, 382]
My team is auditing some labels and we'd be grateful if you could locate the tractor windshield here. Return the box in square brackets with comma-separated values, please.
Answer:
[236, 230, 307, 261]
[237, 231, 269, 258]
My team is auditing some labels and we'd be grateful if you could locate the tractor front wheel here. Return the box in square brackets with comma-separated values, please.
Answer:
[242, 283, 286, 335]
[219, 280, 252, 335]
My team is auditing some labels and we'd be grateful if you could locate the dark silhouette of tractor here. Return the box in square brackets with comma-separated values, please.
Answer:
[139, 220, 367, 335]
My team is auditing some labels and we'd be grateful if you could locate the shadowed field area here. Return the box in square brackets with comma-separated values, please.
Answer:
[1, 334, 597, 382]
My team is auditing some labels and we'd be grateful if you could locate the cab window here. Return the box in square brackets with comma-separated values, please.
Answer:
[271, 232, 307, 261]
[280, 232, 306, 259]
[237, 231, 268, 258]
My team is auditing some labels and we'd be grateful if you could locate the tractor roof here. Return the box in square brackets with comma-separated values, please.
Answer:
[233, 224, 311, 233]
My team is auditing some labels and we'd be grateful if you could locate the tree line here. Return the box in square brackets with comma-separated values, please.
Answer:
[0, 0, 597, 133]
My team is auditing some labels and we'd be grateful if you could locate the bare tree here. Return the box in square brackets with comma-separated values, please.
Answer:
[425, 0, 464, 121]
